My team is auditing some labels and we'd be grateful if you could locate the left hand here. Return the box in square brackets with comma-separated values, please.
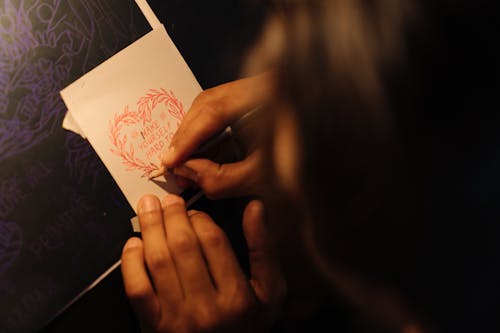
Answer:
[121, 194, 285, 333]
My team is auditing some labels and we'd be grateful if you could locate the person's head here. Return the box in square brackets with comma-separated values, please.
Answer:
[244, 0, 499, 332]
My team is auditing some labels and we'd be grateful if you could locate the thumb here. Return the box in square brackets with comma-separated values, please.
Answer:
[243, 201, 286, 308]
[173, 151, 262, 199]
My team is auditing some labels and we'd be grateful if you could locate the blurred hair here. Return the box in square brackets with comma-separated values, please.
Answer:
[247, 0, 499, 332]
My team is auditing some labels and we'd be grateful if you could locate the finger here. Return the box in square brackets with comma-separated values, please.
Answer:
[173, 151, 262, 199]
[162, 194, 215, 297]
[188, 210, 247, 293]
[243, 201, 286, 305]
[162, 72, 274, 167]
[175, 175, 195, 190]
[164, 102, 229, 167]
[121, 237, 161, 324]
[137, 195, 183, 303]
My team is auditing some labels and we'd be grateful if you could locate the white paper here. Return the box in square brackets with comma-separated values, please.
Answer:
[61, 27, 202, 212]
[62, 111, 86, 138]
[61, 0, 162, 137]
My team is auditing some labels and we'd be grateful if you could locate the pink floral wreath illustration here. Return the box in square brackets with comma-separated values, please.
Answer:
[109, 88, 185, 177]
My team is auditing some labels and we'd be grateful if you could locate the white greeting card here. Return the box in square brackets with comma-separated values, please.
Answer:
[61, 26, 202, 212]
[62, 0, 161, 137]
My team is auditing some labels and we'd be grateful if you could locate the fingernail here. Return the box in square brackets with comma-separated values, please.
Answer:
[162, 146, 175, 166]
[124, 237, 142, 251]
[148, 166, 166, 179]
[138, 195, 160, 213]
[162, 193, 184, 207]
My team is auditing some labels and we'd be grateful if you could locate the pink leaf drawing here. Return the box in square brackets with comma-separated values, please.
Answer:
[108, 87, 184, 177]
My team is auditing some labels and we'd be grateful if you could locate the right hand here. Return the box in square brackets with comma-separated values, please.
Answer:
[161, 71, 274, 199]
[121, 195, 286, 333]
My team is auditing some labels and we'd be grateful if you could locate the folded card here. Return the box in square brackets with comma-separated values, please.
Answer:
[61, 26, 202, 212]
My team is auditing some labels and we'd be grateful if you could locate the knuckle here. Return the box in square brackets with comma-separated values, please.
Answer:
[196, 225, 225, 248]
[193, 89, 212, 104]
[232, 297, 252, 314]
[187, 209, 208, 218]
[154, 315, 180, 333]
[200, 177, 224, 199]
[146, 250, 170, 272]
[193, 304, 219, 331]
[163, 195, 186, 209]
[168, 231, 198, 255]
[155, 314, 184, 333]
[125, 282, 151, 302]
[232, 289, 255, 312]
[221, 285, 256, 316]
[195, 93, 228, 122]
[138, 210, 163, 229]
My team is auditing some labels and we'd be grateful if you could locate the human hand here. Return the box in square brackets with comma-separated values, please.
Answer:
[121, 194, 286, 333]
[161, 72, 273, 199]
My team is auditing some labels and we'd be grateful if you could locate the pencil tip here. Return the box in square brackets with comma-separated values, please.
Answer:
[148, 167, 165, 180]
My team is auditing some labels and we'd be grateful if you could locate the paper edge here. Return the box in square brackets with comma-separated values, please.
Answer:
[42, 260, 122, 331]
[135, 0, 162, 30]
[61, 0, 163, 137]
[62, 111, 86, 138]
[59, 28, 162, 140]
